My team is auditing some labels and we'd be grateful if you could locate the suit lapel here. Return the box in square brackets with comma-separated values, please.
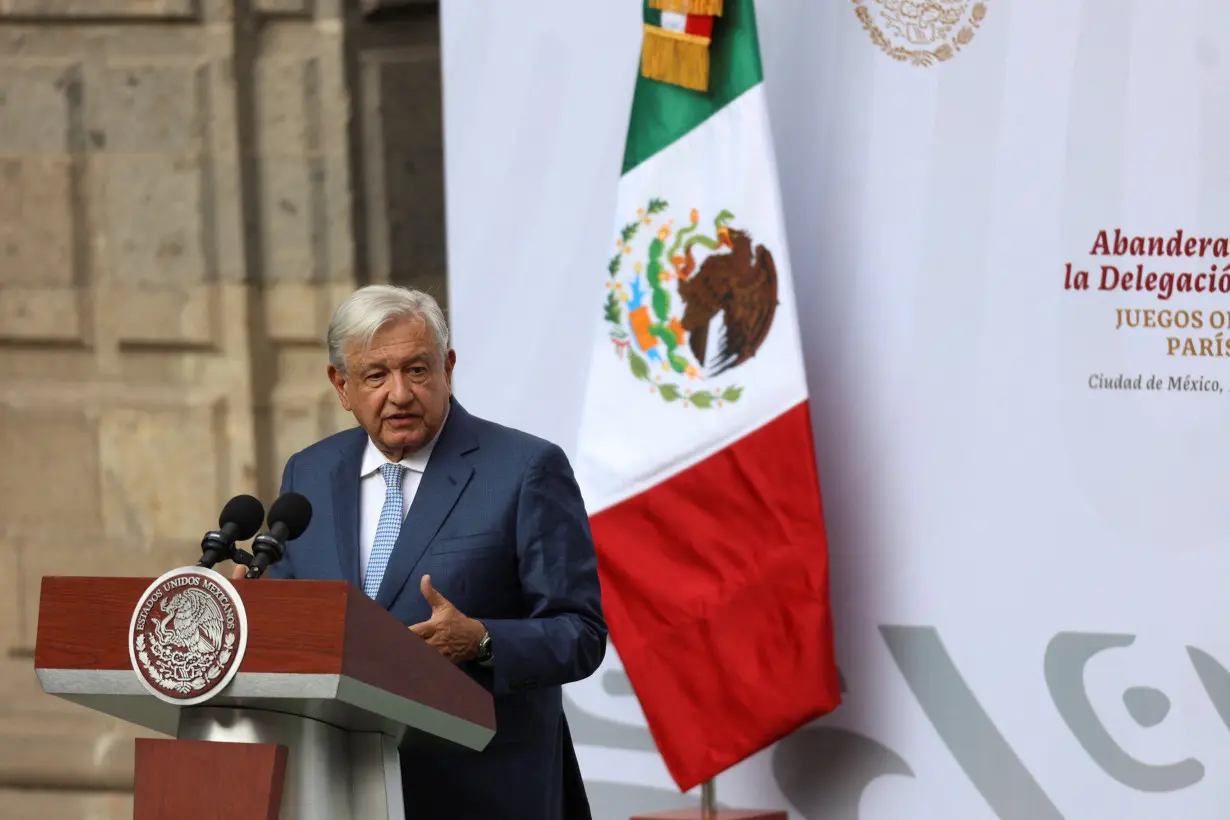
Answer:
[330, 429, 367, 590]
[375, 400, 478, 609]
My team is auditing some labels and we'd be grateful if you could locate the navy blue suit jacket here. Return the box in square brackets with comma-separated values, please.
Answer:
[267, 398, 607, 819]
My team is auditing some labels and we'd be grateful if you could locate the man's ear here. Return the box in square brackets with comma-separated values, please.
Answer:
[444, 349, 457, 393]
[327, 364, 352, 411]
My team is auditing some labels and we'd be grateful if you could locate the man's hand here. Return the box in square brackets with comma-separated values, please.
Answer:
[409, 574, 486, 664]
[230, 563, 247, 581]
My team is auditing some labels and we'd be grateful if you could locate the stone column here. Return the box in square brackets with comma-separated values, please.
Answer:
[0, 0, 374, 815]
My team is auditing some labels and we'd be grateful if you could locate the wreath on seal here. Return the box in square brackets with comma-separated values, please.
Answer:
[853, 0, 988, 67]
[135, 632, 236, 694]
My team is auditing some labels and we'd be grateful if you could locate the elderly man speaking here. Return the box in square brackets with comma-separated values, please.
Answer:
[240, 284, 607, 819]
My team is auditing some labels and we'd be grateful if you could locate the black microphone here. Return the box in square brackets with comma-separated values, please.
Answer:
[198, 495, 265, 569]
[246, 492, 313, 579]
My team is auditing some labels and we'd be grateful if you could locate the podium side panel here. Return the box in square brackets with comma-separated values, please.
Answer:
[339, 586, 496, 746]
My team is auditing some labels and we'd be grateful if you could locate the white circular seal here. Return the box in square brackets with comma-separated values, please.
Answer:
[127, 566, 249, 706]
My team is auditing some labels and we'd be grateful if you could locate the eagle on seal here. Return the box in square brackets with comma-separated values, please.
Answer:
[155, 588, 225, 656]
[676, 227, 779, 377]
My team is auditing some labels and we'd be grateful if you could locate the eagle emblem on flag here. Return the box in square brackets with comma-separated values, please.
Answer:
[605, 199, 778, 408]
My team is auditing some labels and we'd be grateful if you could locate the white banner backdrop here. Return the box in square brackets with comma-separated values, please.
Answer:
[441, 1, 1230, 817]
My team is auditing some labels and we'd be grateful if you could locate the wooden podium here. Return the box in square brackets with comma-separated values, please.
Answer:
[33, 572, 496, 820]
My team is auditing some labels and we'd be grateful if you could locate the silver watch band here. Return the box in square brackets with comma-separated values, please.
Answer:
[477, 629, 493, 667]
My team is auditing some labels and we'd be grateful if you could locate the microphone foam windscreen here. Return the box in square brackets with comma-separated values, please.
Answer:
[219, 494, 266, 540]
[267, 492, 313, 540]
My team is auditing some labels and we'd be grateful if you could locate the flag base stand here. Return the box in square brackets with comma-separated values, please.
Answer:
[630, 779, 787, 820]
[630, 812, 786, 820]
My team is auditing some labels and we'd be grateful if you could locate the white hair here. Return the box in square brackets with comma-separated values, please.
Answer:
[327, 285, 449, 375]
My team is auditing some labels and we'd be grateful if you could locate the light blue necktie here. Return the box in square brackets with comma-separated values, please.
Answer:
[363, 462, 405, 599]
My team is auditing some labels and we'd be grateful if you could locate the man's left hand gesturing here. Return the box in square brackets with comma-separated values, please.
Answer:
[408, 574, 486, 663]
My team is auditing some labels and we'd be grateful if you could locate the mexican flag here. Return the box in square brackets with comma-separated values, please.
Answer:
[574, 0, 842, 793]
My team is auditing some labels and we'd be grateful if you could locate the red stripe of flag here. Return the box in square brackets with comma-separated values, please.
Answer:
[589, 401, 841, 790]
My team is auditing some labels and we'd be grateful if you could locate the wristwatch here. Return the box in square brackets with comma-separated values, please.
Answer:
[475, 628, 493, 666]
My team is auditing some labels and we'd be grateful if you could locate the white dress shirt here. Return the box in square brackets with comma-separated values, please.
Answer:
[358, 418, 444, 590]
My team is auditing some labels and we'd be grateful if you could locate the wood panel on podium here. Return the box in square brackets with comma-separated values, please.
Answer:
[133, 737, 289, 819]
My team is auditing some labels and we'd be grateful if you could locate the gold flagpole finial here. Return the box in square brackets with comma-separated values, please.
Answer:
[649, 0, 723, 15]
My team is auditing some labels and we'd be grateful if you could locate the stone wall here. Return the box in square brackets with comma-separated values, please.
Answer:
[0, 1, 445, 815]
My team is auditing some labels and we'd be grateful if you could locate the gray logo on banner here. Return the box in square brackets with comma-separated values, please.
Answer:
[566, 627, 1230, 819]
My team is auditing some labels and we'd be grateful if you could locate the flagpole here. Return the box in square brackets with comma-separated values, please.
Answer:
[700, 779, 717, 819]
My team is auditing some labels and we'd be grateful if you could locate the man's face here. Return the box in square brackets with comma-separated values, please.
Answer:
[328, 314, 455, 459]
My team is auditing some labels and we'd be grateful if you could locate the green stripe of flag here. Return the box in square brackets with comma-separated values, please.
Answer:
[622, 0, 765, 175]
